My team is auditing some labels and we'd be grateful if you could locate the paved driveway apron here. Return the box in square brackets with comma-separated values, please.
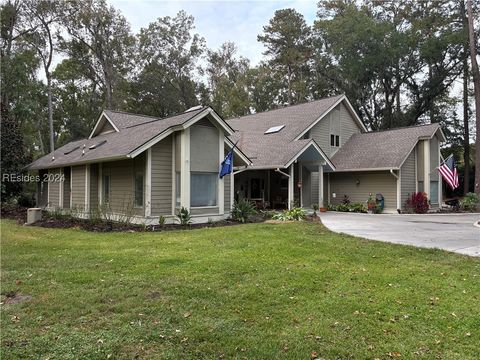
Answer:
[320, 212, 480, 257]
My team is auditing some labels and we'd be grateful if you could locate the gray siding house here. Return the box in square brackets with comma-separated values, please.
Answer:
[28, 95, 446, 222]
[28, 107, 250, 224]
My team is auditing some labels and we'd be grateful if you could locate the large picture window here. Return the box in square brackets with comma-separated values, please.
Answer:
[191, 172, 217, 207]
[134, 172, 144, 207]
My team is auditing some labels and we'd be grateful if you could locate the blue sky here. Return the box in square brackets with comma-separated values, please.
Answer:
[109, 0, 319, 65]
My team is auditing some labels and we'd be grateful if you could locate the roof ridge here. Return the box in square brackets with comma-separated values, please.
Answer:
[124, 107, 207, 129]
[226, 94, 344, 122]
[105, 109, 162, 120]
[359, 123, 439, 135]
[106, 106, 207, 123]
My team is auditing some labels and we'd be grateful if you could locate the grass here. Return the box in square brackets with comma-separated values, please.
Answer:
[1, 219, 479, 359]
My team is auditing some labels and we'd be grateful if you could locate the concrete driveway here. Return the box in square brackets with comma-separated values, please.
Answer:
[320, 212, 480, 257]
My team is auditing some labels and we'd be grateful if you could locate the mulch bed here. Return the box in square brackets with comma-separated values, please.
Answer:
[1, 204, 319, 233]
[1, 204, 28, 224]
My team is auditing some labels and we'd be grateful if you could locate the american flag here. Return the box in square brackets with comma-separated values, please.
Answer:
[438, 154, 459, 190]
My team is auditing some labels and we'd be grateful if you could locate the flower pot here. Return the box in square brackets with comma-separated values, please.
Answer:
[320, 207, 327, 213]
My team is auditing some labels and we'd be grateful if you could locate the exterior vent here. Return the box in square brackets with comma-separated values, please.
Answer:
[89, 140, 107, 150]
[265, 125, 285, 134]
[64, 146, 79, 155]
[185, 105, 203, 112]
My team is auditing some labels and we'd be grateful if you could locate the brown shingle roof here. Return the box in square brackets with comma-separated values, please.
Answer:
[332, 123, 443, 171]
[227, 95, 345, 167]
[27, 108, 206, 170]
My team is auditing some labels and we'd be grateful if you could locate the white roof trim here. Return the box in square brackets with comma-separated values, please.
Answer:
[294, 95, 367, 141]
[397, 124, 445, 169]
[284, 140, 336, 171]
[225, 137, 251, 166]
[129, 108, 234, 159]
[88, 111, 119, 139]
[183, 108, 234, 136]
[334, 167, 400, 172]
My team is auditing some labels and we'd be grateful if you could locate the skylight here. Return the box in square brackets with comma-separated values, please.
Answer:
[264, 125, 285, 134]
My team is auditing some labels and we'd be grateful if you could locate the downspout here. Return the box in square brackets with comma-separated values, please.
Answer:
[275, 168, 290, 178]
[389, 169, 399, 179]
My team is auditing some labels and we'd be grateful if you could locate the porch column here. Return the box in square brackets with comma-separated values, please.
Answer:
[318, 164, 324, 208]
[423, 139, 430, 199]
[180, 128, 191, 209]
[288, 164, 294, 210]
[298, 164, 303, 207]
[230, 170, 234, 212]
[218, 131, 224, 214]
[145, 148, 152, 217]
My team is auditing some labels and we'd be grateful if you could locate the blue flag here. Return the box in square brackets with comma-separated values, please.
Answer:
[219, 148, 234, 179]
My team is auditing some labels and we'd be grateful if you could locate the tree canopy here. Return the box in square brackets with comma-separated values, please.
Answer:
[1, 0, 478, 199]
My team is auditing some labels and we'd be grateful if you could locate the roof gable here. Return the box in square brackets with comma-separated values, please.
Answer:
[28, 107, 238, 170]
[331, 123, 443, 171]
[89, 112, 119, 138]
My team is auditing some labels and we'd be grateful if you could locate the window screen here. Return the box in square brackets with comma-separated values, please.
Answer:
[191, 172, 217, 207]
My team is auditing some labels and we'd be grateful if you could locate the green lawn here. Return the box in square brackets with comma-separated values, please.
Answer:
[1, 220, 479, 359]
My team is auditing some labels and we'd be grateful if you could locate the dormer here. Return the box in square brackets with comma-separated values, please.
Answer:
[89, 112, 119, 139]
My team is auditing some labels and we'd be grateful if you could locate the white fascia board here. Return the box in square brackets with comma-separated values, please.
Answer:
[333, 167, 400, 172]
[284, 140, 336, 171]
[342, 96, 368, 132]
[182, 108, 234, 136]
[225, 137, 251, 166]
[294, 95, 345, 141]
[129, 108, 235, 159]
[88, 112, 119, 139]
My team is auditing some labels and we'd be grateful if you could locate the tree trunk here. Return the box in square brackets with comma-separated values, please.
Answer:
[461, 0, 470, 194]
[287, 65, 292, 105]
[463, 55, 471, 194]
[467, 0, 480, 194]
[47, 73, 54, 153]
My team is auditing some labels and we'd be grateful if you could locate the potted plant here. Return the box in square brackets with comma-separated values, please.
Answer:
[367, 193, 376, 214]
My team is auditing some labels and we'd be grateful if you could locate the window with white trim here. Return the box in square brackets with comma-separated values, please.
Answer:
[134, 172, 144, 207]
[175, 171, 181, 207]
[430, 181, 438, 204]
[190, 172, 217, 207]
[330, 134, 340, 147]
[103, 175, 110, 204]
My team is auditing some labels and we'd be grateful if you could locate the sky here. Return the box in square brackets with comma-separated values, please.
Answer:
[109, 0, 319, 65]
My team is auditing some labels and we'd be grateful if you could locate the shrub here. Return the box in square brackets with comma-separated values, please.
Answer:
[158, 215, 166, 228]
[272, 207, 306, 221]
[176, 206, 192, 226]
[231, 199, 257, 223]
[327, 202, 366, 213]
[460, 193, 479, 212]
[404, 192, 429, 214]
[311, 203, 319, 216]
